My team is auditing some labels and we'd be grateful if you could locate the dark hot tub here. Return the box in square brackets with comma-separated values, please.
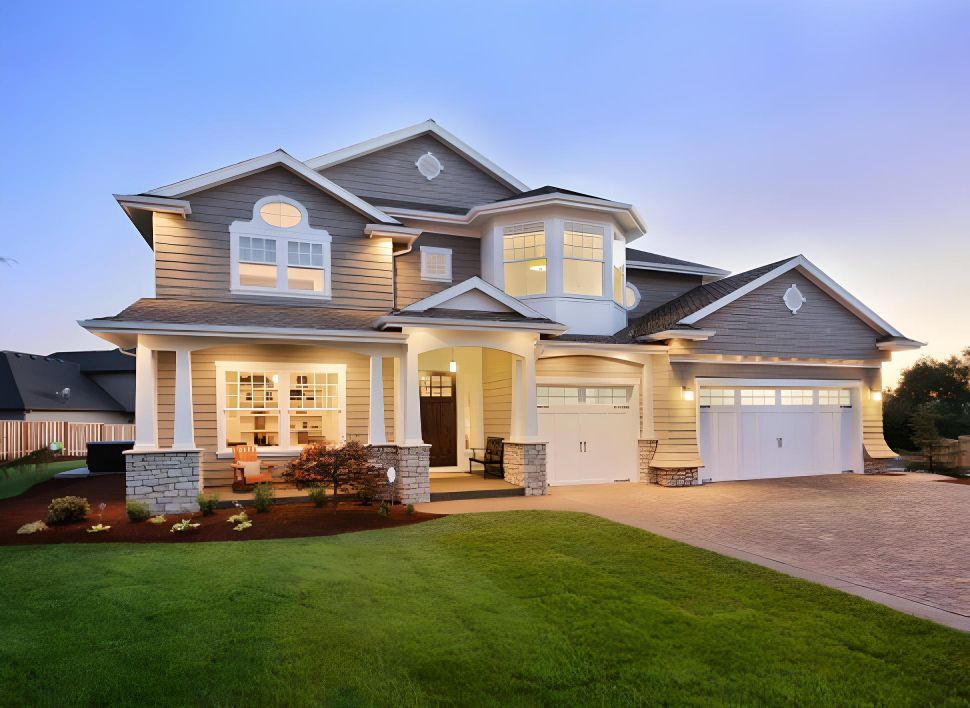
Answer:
[86, 440, 134, 473]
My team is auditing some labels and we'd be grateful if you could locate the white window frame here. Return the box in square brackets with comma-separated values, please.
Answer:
[420, 246, 453, 282]
[562, 220, 606, 297]
[502, 221, 547, 296]
[214, 361, 347, 457]
[230, 195, 333, 300]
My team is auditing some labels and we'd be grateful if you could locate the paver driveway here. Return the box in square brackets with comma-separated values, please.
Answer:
[420, 473, 970, 630]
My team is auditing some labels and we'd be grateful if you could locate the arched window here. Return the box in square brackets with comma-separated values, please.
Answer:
[229, 196, 332, 299]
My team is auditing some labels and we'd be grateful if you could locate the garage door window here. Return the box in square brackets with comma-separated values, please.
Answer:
[699, 389, 735, 407]
[740, 389, 777, 406]
[538, 385, 630, 407]
[780, 389, 814, 405]
[819, 389, 852, 407]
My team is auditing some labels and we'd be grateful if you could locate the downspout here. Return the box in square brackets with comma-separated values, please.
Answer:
[390, 242, 414, 311]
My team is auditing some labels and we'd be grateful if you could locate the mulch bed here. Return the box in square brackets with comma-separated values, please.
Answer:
[0, 475, 442, 546]
[937, 477, 970, 485]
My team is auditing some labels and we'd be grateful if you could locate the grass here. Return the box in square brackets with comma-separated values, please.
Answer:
[0, 459, 86, 499]
[0, 511, 967, 706]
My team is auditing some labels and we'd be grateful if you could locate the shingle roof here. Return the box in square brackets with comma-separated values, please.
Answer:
[493, 185, 607, 202]
[50, 349, 135, 373]
[0, 352, 127, 413]
[89, 298, 386, 331]
[625, 249, 726, 274]
[619, 257, 797, 340]
[387, 307, 557, 325]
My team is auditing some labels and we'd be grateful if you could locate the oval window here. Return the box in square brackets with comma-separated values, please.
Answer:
[624, 283, 641, 309]
[259, 201, 302, 228]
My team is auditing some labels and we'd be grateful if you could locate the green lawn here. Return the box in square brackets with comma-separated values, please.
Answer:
[0, 459, 86, 499]
[0, 512, 967, 706]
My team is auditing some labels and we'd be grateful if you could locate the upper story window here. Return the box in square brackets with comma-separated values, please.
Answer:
[612, 234, 625, 304]
[420, 246, 453, 282]
[503, 222, 546, 296]
[230, 196, 332, 299]
[562, 221, 603, 296]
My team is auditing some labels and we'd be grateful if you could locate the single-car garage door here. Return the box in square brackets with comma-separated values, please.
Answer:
[698, 386, 860, 483]
[538, 384, 639, 485]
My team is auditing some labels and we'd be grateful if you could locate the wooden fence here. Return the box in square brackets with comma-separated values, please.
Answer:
[0, 421, 135, 461]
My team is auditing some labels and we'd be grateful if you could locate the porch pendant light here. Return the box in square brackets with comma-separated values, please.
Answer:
[449, 348, 457, 373]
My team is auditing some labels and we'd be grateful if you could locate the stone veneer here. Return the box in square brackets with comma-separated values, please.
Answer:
[638, 439, 659, 483]
[863, 450, 897, 475]
[503, 442, 547, 496]
[125, 450, 202, 514]
[651, 467, 700, 487]
[396, 444, 431, 504]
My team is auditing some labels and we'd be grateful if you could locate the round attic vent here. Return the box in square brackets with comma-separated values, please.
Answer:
[415, 152, 443, 181]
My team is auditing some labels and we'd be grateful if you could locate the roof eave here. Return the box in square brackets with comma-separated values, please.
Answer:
[636, 329, 717, 342]
[375, 315, 567, 335]
[626, 260, 730, 278]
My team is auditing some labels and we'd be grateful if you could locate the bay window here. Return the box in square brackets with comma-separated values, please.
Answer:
[562, 221, 604, 296]
[612, 233, 625, 304]
[217, 363, 345, 452]
[231, 196, 332, 298]
[503, 222, 546, 296]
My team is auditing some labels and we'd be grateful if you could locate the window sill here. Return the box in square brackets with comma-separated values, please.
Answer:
[216, 448, 305, 460]
[230, 287, 332, 300]
[420, 275, 452, 283]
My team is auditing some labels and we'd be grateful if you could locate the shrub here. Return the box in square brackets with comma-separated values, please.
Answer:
[197, 493, 219, 516]
[378, 502, 390, 518]
[307, 485, 328, 508]
[170, 519, 200, 533]
[47, 496, 90, 524]
[252, 483, 274, 513]
[405, 504, 415, 516]
[126, 500, 151, 522]
[284, 440, 378, 506]
[16, 520, 47, 535]
[227, 511, 249, 525]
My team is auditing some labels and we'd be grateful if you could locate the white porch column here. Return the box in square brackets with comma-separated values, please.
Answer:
[403, 346, 423, 445]
[522, 349, 539, 441]
[510, 357, 524, 441]
[393, 357, 403, 444]
[133, 339, 157, 451]
[368, 354, 387, 445]
[172, 348, 195, 450]
[640, 359, 655, 438]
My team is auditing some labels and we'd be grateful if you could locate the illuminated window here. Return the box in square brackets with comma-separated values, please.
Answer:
[420, 373, 454, 397]
[420, 246, 452, 282]
[780, 389, 814, 405]
[220, 366, 344, 450]
[231, 196, 331, 298]
[612, 234, 625, 304]
[503, 222, 546, 296]
[537, 385, 630, 407]
[259, 200, 302, 228]
[563, 221, 604, 296]
[699, 389, 735, 407]
[740, 389, 777, 406]
[819, 389, 852, 407]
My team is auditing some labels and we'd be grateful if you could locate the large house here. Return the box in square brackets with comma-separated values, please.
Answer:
[81, 120, 923, 512]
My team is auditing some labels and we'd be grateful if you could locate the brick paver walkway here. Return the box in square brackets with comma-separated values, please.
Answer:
[419, 474, 970, 630]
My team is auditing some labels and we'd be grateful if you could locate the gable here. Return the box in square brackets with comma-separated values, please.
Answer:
[688, 271, 883, 359]
[319, 134, 518, 212]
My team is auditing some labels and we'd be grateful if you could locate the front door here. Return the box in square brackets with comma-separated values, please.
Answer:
[419, 371, 457, 467]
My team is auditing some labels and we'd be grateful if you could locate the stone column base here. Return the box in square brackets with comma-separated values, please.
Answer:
[125, 449, 202, 514]
[650, 466, 699, 487]
[396, 444, 431, 504]
[638, 440, 659, 483]
[863, 455, 894, 474]
[504, 442, 547, 496]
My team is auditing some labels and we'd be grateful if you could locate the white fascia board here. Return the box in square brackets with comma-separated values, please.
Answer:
[143, 149, 398, 225]
[626, 260, 729, 277]
[364, 223, 423, 246]
[78, 319, 406, 344]
[114, 194, 192, 217]
[401, 276, 547, 319]
[304, 119, 530, 192]
[637, 329, 717, 342]
[375, 315, 566, 335]
[539, 340, 667, 354]
[876, 338, 926, 351]
[677, 255, 906, 338]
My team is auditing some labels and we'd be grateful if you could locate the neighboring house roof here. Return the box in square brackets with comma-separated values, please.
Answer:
[304, 119, 530, 193]
[621, 255, 922, 347]
[0, 351, 127, 413]
[50, 349, 135, 373]
[625, 249, 729, 278]
[493, 185, 603, 202]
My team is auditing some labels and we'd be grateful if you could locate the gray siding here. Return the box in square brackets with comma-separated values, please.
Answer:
[395, 233, 481, 308]
[154, 167, 393, 310]
[626, 270, 703, 319]
[685, 272, 882, 359]
[320, 134, 517, 211]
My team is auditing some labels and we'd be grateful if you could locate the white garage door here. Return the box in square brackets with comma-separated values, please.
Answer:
[699, 387, 858, 483]
[538, 384, 639, 485]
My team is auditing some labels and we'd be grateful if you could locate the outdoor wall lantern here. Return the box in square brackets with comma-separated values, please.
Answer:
[870, 389, 883, 402]
[682, 386, 695, 402]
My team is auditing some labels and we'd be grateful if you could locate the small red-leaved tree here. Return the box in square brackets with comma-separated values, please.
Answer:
[284, 440, 377, 507]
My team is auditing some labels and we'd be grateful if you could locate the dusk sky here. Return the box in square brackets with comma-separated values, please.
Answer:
[1, 0, 967, 385]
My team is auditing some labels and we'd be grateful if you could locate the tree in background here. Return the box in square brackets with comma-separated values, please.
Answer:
[883, 348, 970, 450]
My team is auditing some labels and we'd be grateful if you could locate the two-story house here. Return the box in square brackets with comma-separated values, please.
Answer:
[81, 120, 923, 512]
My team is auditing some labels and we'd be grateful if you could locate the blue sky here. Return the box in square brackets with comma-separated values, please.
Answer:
[1, 0, 967, 384]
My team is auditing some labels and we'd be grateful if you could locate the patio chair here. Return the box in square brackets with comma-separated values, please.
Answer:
[468, 437, 505, 479]
[230, 444, 276, 492]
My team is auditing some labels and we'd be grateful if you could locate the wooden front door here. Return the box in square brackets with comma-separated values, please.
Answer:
[419, 371, 457, 467]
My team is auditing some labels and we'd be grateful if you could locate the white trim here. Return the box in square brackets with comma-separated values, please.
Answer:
[623, 282, 642, 310]
[670, 356, 881, 368]
[401, 276, 547, 318]
[678, 255, 906, 338]
[114, 194, 192, 217]
[79, 319, 405, 343]
[419, 246, 453, 283]
[144, 149, 398, 224]
[638, 329, 717, 342]
[625, 258, 729, 278]
[696, 377, 864, 389]
[364, 224, 422, 247]
[538, 341, 668, 355]
[304, 119, 530, 192]
[214, 361, 347, 456]
[876, 338, 926, 351]
[376, 315, 566, 334]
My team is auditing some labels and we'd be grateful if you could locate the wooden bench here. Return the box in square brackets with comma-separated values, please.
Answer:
[469, 437, 505, 479]
[230, 444, 276, 492]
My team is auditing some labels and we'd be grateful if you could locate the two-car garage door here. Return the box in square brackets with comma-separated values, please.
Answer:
[698, 386, 860, 483]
